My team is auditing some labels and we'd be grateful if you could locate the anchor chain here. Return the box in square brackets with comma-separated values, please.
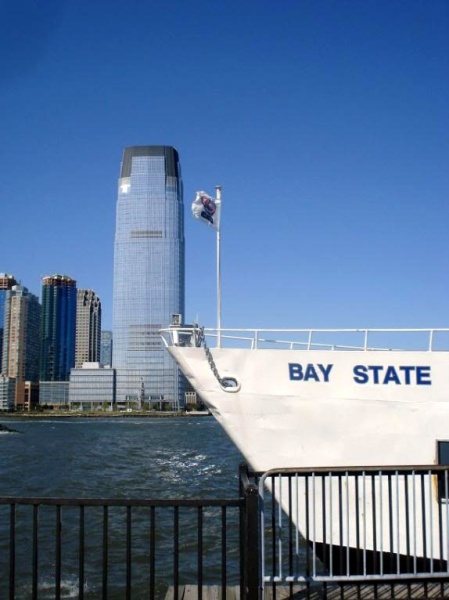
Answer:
[197, 327, 230, 387]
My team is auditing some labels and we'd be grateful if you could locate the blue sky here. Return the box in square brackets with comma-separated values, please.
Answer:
[1, 0, 448, 331]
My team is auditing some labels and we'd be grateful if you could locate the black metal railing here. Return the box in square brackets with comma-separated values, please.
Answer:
[4, 465, 449, 600]
[0, 492, 252, 600]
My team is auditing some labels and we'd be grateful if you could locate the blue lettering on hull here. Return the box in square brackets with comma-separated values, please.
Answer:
[289, 363, 432, 385]
[289, 363, 333, 382]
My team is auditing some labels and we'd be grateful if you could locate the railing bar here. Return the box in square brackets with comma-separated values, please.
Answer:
[412, 472, 417, 574]
[438, 473, 444, 574]
[305, 475, 310, 582]
[32, 504, 38, 600]
[198, 506, 203, 600]
[446, 472, 449, 574]
[126, 505, 132, 600]
[271, 474, 276, 590]
[337, 474, 342, 577]
[387, 474, 394, 575]
[345, 472, 349, 577]
[379, 471, 383, 576]
[278, 474, 283, 581]
[312, 473, 316, 579]
[395, 471, 400, 574]
[102, 505, 108, 600]
[258, 482, 265, 594]
[354, 475, 361, 577]
[363, 472, 366, 577]
[55, 504, 62, 600]
[321, 474, 327, 577]
[79, 504, 85, 600]
[0, 497, 241, 508]
[265, 572, 449, 583]
[404, 473, 411, 574]
[428, 470, 434, 573]
[288, 475, 293, 591]
[295, 473, 299, 576]
[371, 474, 377, 575]
[221, 506, 227, 597]
[150, 506, 156, 600]
[9, 503, 15, 600]
[174, 506, 179, 596]
[307, 330, 313, 350]
[329, 472, 333, 576]
[420, 473, 426, 573]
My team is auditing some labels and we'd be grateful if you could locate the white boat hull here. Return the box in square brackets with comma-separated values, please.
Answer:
[163, 328, 449, 567]
[168, 346, 449, 471]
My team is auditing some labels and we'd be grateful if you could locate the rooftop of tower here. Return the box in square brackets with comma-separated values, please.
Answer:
[120, 145, 179, 179]
[0, 273, 18, 289]
[42, 274, 77, 287]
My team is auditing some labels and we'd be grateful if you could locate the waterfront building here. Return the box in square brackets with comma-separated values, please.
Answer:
[0, 375, 15, 411]
[40, 275, 77, 406]
[75, 290, 102, 368]
[23, 381, 39, 411]
[39, 381, 69, 407]
[100, 330, 113, 367]
[112, 146, 185, 408]
[69, 363, 116, 411]
[1, 285, 41, 409]
[0, 273, 18, 368]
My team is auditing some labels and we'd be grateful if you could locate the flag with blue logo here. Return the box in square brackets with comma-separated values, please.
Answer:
[192, 191, 221, 229]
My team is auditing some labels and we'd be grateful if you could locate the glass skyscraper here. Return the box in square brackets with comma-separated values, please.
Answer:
[40, 274, 77, 382]
[0, 273, 18, 369]
[112, 146, 185, 407]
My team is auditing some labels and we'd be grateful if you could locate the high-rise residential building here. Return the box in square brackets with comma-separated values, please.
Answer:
[0, 273, 18, 368]
[100, 330, 113, 366]
[1, 285, 41, 409]
[40, 274, 77, 383]
[112, 146, 185, 407]
[75, 289, 102, 368]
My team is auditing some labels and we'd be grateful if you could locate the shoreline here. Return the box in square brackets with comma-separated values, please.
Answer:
[0, 410, 211, 420]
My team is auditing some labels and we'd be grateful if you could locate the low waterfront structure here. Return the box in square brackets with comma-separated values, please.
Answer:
[69, 363, 115, 411]
[39, 381, 69, 408]
[0, 375, 15, 411]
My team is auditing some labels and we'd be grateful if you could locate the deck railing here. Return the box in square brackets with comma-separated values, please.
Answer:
[161, 326, 449, 352]
[257, 465, 449, 595]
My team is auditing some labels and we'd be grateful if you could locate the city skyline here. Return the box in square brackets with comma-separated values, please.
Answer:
[1, 1, 448, 332]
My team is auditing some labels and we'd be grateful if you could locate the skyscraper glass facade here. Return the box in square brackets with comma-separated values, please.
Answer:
[0, 273, 18, 369]
[112, 146, 185, 406]
[100, 331, 113, 367]
[40, 275, 77, 382]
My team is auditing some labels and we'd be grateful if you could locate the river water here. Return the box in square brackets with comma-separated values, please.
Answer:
[0, 416, 245, 598]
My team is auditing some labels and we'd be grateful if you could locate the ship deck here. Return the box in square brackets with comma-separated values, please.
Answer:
[166, 582, 449, 599]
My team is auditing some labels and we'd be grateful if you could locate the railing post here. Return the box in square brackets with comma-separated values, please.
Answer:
[240, 463, 260, 600]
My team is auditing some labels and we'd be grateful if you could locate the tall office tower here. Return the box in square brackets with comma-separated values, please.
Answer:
[100, 330, 113, 366]
[75, 289, 102, 368]
[40, 275, 77, 382]
[2, 285, 41, 409]
[0, 273, 18, 369]
[113, 146, 185, 407]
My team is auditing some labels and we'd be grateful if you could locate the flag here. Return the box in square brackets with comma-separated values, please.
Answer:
[192, 191, 221, 229]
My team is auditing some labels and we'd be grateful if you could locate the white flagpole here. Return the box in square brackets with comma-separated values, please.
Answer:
[215, 185, 222, 348]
